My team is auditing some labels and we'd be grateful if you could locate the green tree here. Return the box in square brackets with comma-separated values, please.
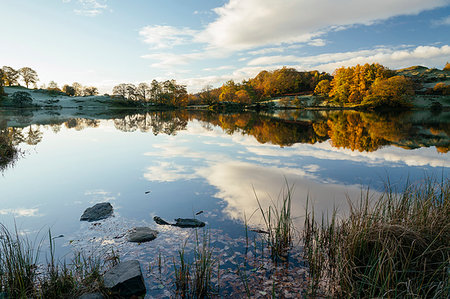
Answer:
[18, 67, 39, 88]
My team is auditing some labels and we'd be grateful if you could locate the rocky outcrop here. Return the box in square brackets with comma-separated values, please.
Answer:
[127, 227, 158, 243]
[80, 202, 113, 222]
[103, 260, 146, 297]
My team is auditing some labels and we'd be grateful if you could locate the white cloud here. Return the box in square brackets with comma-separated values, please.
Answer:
[432, 15, 450, 26]
[72, 0, 108, 17]
[246, 45, 450, 71]
[198, 0, 449, 51]
[139, 25, 198, 49]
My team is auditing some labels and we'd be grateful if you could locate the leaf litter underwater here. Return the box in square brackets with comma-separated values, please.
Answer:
[68, 215, 310, 298]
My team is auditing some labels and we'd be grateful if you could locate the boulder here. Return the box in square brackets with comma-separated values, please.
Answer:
[127, 227, 158, 243]
[103, 260, 146, 297]
[173, 218, 205, 228]
[80, 202, 113, 222]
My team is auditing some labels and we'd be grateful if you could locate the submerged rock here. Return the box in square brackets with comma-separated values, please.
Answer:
[173, 218, 205, 228]
[127, 227, 158, 243]
[153, 216, 171, 225]
[80, 202, 113, 222]
[103, 260, 146, 297]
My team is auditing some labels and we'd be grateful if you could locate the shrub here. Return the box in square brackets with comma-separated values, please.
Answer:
[11, 91, 33, 107]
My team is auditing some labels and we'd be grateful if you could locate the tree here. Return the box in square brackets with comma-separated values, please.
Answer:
[362, 75, 414, 108]
[136, 83, 150, 101]
[62, 84, 76, 96]
[2, 66, 19, 86]
[48, 81, 59, 90]
[314, 79, 331, 96]
[18, 67, 39, 88]
[0, 69, 4, 96]
[444, 62, 450, 71]
[112, 83, 136, 100]
[235, 89, 251, 104]
[83, 86, 98, 96]
[72, 82, 83, 96]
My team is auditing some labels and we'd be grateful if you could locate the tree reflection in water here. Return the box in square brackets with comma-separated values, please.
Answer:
[1, 110, 449, 172]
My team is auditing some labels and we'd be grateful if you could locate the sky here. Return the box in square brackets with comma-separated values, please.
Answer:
[1, 0, 449, 93]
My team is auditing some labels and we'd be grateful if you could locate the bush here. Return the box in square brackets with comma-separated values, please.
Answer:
[11, 91, 33, 107]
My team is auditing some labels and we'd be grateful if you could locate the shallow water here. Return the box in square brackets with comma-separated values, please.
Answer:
[1, 109, 449, 296]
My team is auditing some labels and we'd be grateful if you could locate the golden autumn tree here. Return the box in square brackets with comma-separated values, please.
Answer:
[329, 63, 392, 105]
[362, 75, 414, 108]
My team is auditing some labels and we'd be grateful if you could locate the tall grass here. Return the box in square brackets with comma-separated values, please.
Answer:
[173, 231, 217, 298]
[255, 182, 294, 262]
[0, 225, 116, 298]
[304, 178, 450, 298]
[0, 223, 39, 298]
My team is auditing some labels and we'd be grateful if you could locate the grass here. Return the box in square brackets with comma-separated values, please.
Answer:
[173, 230, 217, 298]
[0, 225, 118, 298]
[254, 181, 294, 262]
[303, 178, 450, 298]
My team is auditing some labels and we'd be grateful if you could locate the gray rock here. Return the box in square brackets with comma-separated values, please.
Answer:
[78, 292, 104, 299]
[104, 260, 146, 297]
[153, 216, 170, 225]
[80, 202, 113, 222]
[173, 218, 205, 228]
[127, 227, 158, 243]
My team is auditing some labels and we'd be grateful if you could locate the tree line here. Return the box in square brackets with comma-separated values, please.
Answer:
[112, 80, 188, 106]
[0, 65, 99, 97]
[190, 67, 332, 105]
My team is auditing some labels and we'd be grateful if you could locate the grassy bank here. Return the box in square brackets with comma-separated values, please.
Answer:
[304, 178, 450, 298]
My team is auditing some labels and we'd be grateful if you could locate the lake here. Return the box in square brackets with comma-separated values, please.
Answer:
[1, 109, 449, 296]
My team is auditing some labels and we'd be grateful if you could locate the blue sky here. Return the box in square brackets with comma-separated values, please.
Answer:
[1, 0, 449, 93]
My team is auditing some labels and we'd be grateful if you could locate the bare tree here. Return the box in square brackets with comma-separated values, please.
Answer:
[2, 66, 19, 86]
[136, 83, 150, 101]
[18, 67, 39, 88]
[112, 83, 136, 100]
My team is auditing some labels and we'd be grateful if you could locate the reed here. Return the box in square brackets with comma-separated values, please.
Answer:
[303, 178, 450, 298]
[173, 231, 217, 298]
[254, 181, 294, 262]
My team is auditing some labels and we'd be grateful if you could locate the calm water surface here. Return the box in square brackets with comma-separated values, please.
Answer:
[1, 109, 449, 296]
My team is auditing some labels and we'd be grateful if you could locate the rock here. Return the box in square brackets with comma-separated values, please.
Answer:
[153, 216, 170, 225]
[173, 218, 205, 228]
[103, 260, 146, 297]
[127, 227, 158, 243]
[78, 292, 104, 299]
[80, 202, 113, 222]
